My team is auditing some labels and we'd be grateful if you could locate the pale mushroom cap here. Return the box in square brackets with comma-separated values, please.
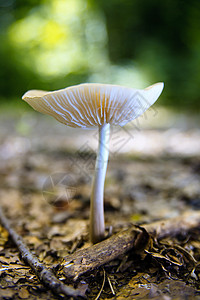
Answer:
[22, 83, 164, 128]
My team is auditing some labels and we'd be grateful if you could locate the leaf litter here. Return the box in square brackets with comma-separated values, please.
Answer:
[0, 114, 200, 299]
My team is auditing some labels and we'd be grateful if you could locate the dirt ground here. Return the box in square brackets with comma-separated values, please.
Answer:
[0, 110, 200, 299]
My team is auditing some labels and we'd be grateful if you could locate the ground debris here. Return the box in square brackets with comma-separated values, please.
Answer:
[85, 228, 200, 299]
[0, 207, 86, 299]
[1, 117, 200, 299]
[116, 278, 199, 300]
[61, 211, 200, 281]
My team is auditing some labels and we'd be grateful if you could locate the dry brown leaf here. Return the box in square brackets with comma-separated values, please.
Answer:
[18, 287, 30, 299]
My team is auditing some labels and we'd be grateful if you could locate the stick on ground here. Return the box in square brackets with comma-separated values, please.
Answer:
[63, 225, 148, 280]
[62, 211, 200, 280]
[0, 207, 85, 299]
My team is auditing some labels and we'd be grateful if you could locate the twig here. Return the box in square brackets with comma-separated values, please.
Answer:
[94, 268, 106, 300]
[62, 211, 200, 280]
[0, 207, 85, 299]
[143, 210, 200, 239]
[107, 274, 115, 295]
[63, 225, 149, 280]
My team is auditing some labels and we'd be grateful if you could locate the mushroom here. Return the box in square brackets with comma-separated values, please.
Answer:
[22, 82, 164, 243]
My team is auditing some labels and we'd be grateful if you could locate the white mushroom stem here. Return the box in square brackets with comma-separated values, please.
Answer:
[90, 123, 110, 244]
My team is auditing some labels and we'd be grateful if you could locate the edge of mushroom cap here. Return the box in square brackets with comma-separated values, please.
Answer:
[22, 82, 164, 99]
[22, 83, 131, 99]
[22, 82, 164, 128]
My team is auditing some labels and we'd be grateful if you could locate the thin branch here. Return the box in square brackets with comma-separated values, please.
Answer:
[63, 224, 148, 280]
[107, 274, 115, 295]
[62, 211, 200, 280]
[0, 207, 85, 299]
[94, 268, 106, 300]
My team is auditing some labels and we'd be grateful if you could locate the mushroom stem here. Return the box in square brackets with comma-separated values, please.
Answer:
[90, 123, 110, 244]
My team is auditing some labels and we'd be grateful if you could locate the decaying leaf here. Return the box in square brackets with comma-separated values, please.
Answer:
[1, 114, 200, 299]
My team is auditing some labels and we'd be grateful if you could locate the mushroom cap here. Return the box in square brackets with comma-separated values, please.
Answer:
[22, 83, 164, 128]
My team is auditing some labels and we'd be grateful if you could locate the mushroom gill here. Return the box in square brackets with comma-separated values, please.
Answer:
[22, 83, 164, 128]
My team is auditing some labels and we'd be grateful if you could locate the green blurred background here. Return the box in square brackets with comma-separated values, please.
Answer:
[0, 0, 200, 110]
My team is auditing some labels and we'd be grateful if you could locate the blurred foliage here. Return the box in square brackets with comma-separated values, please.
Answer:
[95, 0, 200, 109]
[0, 0, 200, 109]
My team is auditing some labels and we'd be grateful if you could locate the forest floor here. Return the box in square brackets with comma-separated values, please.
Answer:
[0, 110, 200, 299]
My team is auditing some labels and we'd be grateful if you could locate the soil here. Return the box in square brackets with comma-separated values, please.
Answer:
[0, 111, 200, 299]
